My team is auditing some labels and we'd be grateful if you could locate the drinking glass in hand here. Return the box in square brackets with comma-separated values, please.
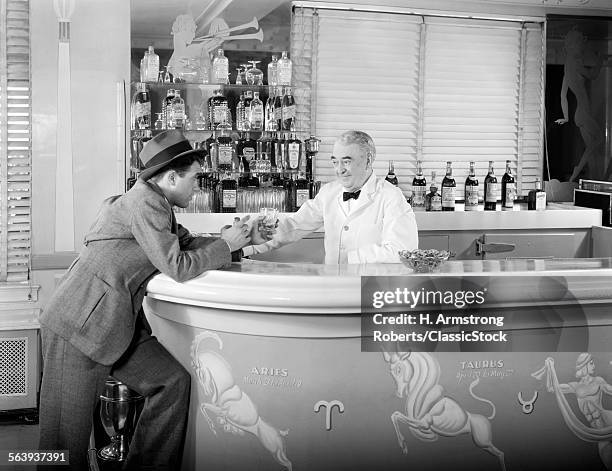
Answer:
[258, 207, 278, 240]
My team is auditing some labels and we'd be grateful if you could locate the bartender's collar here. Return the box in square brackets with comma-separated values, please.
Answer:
[342, 170, 376, 194]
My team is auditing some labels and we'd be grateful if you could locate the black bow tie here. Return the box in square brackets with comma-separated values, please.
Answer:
[343, 190, 361, 201]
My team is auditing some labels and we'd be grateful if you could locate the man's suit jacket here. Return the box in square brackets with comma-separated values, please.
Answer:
[41, 179, 231, 365]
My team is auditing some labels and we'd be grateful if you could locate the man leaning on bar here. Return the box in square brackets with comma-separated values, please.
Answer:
[243, 130, 419, 263]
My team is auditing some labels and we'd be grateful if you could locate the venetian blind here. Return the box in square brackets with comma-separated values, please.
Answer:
[0, 0, 31, 282]
[292, 7, 544, 198]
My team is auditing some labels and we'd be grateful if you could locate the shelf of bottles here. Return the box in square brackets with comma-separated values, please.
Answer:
[385, 160, 547, 212]
[129, 48, 323, 213]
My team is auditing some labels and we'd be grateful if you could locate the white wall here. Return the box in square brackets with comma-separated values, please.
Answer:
[30, 0, 130, 308]
[31, 0, 130, 256]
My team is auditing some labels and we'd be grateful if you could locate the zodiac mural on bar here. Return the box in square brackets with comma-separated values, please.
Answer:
[383, 349, 506, 470]
[533, 354, 612, 470]
[190, 331, 293, 470]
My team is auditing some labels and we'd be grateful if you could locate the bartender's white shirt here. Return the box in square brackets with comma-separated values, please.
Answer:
[242, 172, 419, 264]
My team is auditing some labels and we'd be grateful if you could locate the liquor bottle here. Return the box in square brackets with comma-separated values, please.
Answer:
[249, 92, 264, 131]
[237, 132, 257, 174]
[204, 130, 218, 171]
[212, 48, 229, 84]
[265, 87, 276, 132]
[268, 54, 279, 86]
[294, 171, 310, 210]
[170, 90, 185, 128]
[425, 171, 442, 211]
[256, 132, 272, 176]
[220, 171, 237, 213]
[273, 87, 283, 133]
[208, 171, 220, 212]
[237, 158, 250, 189]
[145, 46, 159, 82]
[285, 172, 296, 212]
[140, 46, 158, 83]
[286, 127, 302, 173]
[411, 160, 426, 210]
[281, 87, 296, 131]
[528, 178, 547, 211]
[140, 48, 149, 83]
[269, 132, 279, 174]
[274, 131, 287, 175]
[385, 161, 398, 186]
[484, 160, 498, 211]
[162, 89, 176, 130]
[216, 122, 235, 173]
[501, 160, 516, 210]
[277, 51, 292, 86]
[304, 135, 320, 182]
[208, 89, 229, 130]
[464, 161, 479, 211]
[243, 90, 253, 132]
[441, 161, 456, 211]
[235, 93, 245, 132]
[131, 82, 151, 130]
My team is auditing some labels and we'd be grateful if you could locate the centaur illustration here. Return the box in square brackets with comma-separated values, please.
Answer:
[383, 350, 506, 471]
[191, 331, 292, 470]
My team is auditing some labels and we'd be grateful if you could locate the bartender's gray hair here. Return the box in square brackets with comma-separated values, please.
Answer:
[336, 130, 376, 161]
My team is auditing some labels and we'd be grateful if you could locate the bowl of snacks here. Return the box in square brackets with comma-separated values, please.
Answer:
[398, 249, 454, 273]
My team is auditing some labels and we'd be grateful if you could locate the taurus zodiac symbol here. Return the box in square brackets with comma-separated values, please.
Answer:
[517, 390, 538, 414]
[383, 350, 506, 471]
[191, 332, 293, 471]
[314, 400, 345, 431]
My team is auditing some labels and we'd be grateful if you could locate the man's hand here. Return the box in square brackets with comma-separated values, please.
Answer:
[220, 215, 251, 252]
[250, 215, 278, 245]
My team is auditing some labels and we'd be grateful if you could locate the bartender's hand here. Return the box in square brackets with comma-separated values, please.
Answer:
[250, 215, 278, 244]
[220, 215, 251, 252]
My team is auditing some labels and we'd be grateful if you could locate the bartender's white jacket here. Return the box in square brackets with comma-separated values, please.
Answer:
[242, 172, 419, 264]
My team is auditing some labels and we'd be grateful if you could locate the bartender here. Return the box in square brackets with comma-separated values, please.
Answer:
[243, 130, 418, 264]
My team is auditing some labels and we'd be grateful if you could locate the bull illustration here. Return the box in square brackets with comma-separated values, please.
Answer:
[383, 350, 506, 471]
[190, 331, 292, 470]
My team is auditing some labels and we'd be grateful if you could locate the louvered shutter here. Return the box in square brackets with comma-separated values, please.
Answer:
[311, 10, 421, 193]
[1, 0, 31, 282]
[420, 17, 544, 197]
[517, 23, 545, 194]
[292, 6, 544, 199]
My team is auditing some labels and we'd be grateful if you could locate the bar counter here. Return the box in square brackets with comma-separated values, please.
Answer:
[176, 202, 601, 233]
[144, 257, 612, 471]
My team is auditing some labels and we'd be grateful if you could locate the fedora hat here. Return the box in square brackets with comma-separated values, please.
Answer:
[138, 130, 203, 181]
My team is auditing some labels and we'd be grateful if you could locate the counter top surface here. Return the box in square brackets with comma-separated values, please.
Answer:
[146, 257, 612, 314]
[176, 203, 601, 233]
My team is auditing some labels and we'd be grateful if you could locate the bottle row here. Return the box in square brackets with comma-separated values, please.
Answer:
[130, 130, 320, 186]
[131, 84, 297, 133]
[140, 45, 293, 86]
[385, 160, 547, 211]
[173, 171, 316, 214]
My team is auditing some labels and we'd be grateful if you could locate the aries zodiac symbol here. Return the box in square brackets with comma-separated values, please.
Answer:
[383, 350, 506, 471]
[190, 331, 292, 471]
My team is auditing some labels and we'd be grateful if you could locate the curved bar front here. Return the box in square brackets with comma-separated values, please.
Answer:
[144, 258, 612, 471]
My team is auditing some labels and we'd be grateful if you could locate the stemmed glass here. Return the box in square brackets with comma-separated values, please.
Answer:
[235, 67, 244, 85]
[246, 60, 263, 86]
[163, 66, 173, 83]
[241, 63, 251, 85]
